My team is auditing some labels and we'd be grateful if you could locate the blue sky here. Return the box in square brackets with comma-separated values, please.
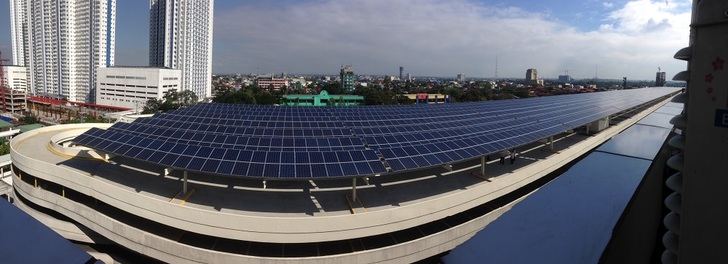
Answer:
[1, 0, 692, 80]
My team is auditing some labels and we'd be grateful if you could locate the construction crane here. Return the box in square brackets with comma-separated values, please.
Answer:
[0, 51, 11, 113]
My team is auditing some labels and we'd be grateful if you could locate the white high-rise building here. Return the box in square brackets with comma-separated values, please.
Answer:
[9, 0, 116, 103]
[149, 0, 214, 100]
[9, 0, 30, 67]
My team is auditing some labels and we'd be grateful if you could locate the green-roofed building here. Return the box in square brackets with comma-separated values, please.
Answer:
[16, 124, 45, 133]
[0, 120, 13, 131]
[282, 90, 363, 106]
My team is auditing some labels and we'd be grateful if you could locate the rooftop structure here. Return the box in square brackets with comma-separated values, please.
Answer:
[9, 88, 677, 263]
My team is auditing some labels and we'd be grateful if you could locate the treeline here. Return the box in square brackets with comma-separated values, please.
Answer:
[143, 81, 535, 113]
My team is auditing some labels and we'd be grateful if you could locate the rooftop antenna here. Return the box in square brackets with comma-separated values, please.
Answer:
[495, 55, 498, 79]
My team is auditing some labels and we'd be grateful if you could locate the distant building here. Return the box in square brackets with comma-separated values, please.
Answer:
[2, 65, 28, 93]
[256, 76, 289, 91]
[0, 66, 27, 114]
[526, 69, 538, 84]
[405, 93, 450, 104]
[406, 73, 412, 82]
[96, 67, 181, 112]
[558, 75, 571, 83]
[340, 65, 355, 92]
[655, 72, 666, 86]
[457, 73, 466, 83]
[400, 66, 404, 81]
[282, 90, 363, 106]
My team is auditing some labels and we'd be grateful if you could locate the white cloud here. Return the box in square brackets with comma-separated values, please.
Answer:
[213, 0, 692, 80]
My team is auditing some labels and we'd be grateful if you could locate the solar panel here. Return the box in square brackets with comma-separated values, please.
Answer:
[73, 88, 677, 179]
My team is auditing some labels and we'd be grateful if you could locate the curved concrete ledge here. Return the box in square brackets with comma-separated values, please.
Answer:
[13, 195, 109, 244]
[12, 171, 526, 264]
[46, 124, 111, 159]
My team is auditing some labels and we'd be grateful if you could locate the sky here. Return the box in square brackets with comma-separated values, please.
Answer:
[1, 0, 693, 80]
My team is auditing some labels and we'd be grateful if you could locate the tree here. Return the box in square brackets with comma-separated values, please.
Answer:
[142, 98, 162, 114]
[177, 90, 199, 107]
[141, 89, 198, 114]
[255, 92, 279, 105]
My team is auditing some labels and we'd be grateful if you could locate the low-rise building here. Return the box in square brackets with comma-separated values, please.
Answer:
[256, 76, 289, 91]
[282, 90, 363, 106]
[1, 66, 28, 114]
[405, 93, 450, 104]
[96, 66, 181, 112]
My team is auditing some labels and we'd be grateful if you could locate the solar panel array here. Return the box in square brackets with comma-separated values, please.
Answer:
[73, 87, 677, 179]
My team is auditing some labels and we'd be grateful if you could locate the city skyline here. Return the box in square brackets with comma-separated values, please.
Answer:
[1, 0, 692, 80]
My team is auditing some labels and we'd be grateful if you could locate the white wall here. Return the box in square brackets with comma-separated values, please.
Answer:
[96, 67, 181, 111]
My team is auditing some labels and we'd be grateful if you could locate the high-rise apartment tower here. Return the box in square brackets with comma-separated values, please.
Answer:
[149, 0, 214, 100]
[10, 0, 116, 103]
[340, 65, 354, 92]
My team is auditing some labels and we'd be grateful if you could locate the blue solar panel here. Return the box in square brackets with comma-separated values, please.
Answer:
[73, 88, 677, 179]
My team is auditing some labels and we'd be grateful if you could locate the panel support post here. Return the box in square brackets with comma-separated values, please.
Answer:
[183, 170, 188, 194]
[480, 155, 486, 176]
[352, 178, 357, 203]
[549, 136, 554, 151]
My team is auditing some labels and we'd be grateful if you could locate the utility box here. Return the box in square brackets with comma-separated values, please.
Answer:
[588, 116, 610, 133]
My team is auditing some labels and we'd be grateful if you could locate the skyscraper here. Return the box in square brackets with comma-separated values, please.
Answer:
[149, 0, 214, 100]
[526, 68, 538, 84]
[655, 71, 666, 86]
[9, 0, 29, 67]
[340, 65, 354, 92]
[10, 0, 116, 103]
[399, 66, 403, 81]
